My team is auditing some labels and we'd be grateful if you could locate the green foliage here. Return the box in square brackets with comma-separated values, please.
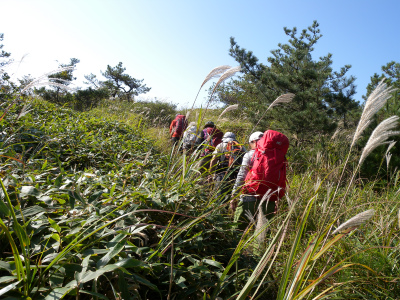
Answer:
[360, 61, 400, 180]
[0, 33, 14, 101]
[101, 62, 151, 101]
[134, 99, 177, 127]
[73, 87, 109, 112]
[36, 58, 80, 107]
[226, 21, 359, 141]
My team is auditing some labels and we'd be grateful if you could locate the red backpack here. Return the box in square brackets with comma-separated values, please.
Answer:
[243, 130, 289, 201]
[174, 115, 187, 136]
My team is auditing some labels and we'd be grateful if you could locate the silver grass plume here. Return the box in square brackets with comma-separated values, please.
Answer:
[185, 110, 191, 120]
[251, 93, 295, 132]
[351, 79, 396, 147]
[331, 127, 342, 141]
[332, 209, 375, 235]
[385, 141, 396, 169]
[358, 116, 400, 167]
[244, 209, 255, 224]
[210, 66, 241, 98]
[21, 66, 76, 94]
[191, 65, 232, 110]
[200, 65, 232, 89]
[267, 93, 295, 110]
[218, 104, 238, 119]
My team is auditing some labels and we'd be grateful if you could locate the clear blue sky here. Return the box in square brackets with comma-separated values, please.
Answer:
[1, 0, 400, 108]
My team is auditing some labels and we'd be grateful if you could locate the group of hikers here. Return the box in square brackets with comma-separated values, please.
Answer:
[169, 114, 289, 229]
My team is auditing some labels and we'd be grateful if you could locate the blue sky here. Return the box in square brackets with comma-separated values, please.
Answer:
[1, 0, 400, 108]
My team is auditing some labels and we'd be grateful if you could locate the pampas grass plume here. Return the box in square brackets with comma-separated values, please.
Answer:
[200, 65, 232, 89]
[21, 66, 76, 94]
[385, 141, 396, 169]
[332, 209, 375, 235]
[211, 66, 241, 97]
[358, 116, 400, 166]
[218, 104, 238, 119]
[268, 93, 295, 109]
[351, 79, 396, 147]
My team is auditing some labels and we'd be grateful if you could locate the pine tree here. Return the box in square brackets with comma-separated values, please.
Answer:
[227, 21, 358, 142]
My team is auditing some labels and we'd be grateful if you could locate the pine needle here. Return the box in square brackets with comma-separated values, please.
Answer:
[332, 209, 375, 235]
[351, 79, 396, 147]
[358, 116, 400, 167]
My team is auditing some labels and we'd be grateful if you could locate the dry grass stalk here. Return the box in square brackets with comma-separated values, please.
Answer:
[351, 79, 396, 147]
[200, 65, 232, 89]
[218, 104, 238, 119]
[332, 209, 375, 235]
[398, 209, 400, 229]
[358, 116, 400, 166]
[255, 190, 274, 244]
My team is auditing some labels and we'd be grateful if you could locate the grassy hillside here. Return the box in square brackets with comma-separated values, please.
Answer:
[0, 96, 399, 299]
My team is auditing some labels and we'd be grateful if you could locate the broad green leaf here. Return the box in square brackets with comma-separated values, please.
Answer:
[20, 205, 46, 218]
[48, 217, 61, 233]
[202, 259, 223, 269]
[20, 186, 41, 197]
[51, 233, 61, 242]
[0, 199, 10, 217]
[96, 242, 124, 269]
[0, 276, 17, 284]
[45, 286, 75, 300]
[79, 289, 110, 300]
[0, 279, 21, 296]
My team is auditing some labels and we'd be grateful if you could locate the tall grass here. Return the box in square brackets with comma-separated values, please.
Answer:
[0, 66, 399, 300]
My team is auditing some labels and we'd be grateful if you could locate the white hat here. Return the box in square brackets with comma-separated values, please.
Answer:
[249, 131, 264, 143]
[223, 138, 234, 143]
[222, 132, 236, 142]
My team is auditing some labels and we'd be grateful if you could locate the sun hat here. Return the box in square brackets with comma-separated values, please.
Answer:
[249, 131, 264, 143]
[222, 132, 236, 142]
[204, 121, 215, 128]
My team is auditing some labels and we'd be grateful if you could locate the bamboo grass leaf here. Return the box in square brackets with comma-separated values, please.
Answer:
[0, 279, 22, 296]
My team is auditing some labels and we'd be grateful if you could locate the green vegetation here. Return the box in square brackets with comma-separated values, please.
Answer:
[1, 22, 400, 299]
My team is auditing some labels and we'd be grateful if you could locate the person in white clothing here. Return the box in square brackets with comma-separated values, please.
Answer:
[209, 132, 246, 202]
[229, 131, 276, 229]
[182, 122, 198, 152]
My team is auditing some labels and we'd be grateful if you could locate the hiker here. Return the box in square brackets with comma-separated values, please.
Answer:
[230, 130, 289, 229]
[182, 122, 198, 152]
[209, 132, 246, 202]
[195, 121, 223, 174]
[169, 114, 187, 147]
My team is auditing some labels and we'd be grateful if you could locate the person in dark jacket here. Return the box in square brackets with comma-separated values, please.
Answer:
[196, 121, 223, 174]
